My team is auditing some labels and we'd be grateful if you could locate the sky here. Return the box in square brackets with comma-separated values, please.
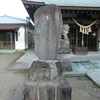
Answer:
[0, 0, 100, 20]
[0, 0, 29, 19]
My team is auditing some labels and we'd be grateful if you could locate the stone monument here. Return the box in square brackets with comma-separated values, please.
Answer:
[34, 4, 62, 60]
[23, 5, 72, 100]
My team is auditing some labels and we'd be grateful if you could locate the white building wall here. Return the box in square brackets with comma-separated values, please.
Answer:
[15, 26, 26, 50]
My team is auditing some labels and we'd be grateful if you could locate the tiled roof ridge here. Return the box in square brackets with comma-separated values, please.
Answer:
[0, 15, 29, 22]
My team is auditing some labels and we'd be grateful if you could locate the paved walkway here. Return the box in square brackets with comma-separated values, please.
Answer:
[64, 52, 100, 87]
[0, 53, 100, 100]
[8, 51, 100, 100]
[87, 71, 100, 88]
[10, 49, 39, 71]
[0, 52, 27, 100]
[64, 60, 100, 76]
[11, 50, 100, 88]
[70, 52, 100, 61]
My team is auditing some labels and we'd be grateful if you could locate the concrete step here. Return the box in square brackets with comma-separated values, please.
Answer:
[10, 49, 39, 71]
[86, 71, 100, 88]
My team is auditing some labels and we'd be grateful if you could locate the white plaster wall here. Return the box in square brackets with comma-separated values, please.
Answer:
[15, 26, 26, 50]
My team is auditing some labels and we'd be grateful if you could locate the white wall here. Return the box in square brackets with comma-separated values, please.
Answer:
[15, 26, 26, 50]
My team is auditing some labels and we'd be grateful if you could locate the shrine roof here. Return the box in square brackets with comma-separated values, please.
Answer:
[23, 0, 100, 7]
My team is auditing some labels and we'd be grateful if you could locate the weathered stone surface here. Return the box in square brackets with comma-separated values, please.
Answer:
[24, 80, 71, 100]
[23, 4, 71, 100]
[62, 60, 72, 72]
[57, 79, 72, 100]
[39, 83, 56, 100]
[24, 82, 38, 100]
[59, 24, 70, 54]
[29, 61, 51, 81]
[59, 40, 70, 53]
[24, 82, 57, 100]
[29, 60, 63, 81]
[57, 54, 72, 72]
[56, 62, 63, 77]
[34, 4, 62, 60]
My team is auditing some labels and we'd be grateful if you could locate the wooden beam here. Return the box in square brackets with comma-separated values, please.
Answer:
[60, 6, 100, 11]
[63, 20, 98, 25]
[82, 33, 84, 47]
[76, 29, 78, 47]
[62, 13, 77, 17]
[62, 13, 99, 18]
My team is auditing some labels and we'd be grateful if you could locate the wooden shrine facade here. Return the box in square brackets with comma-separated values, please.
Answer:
[22, 0, 100, 53]
[61, 9, 100, 53]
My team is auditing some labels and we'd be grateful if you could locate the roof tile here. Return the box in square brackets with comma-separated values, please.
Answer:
[27, 0, 100, 7]
[0, 15, 29, 24]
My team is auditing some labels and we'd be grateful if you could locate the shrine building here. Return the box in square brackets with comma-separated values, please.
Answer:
[0, 15, 34, 50]
[22, 0, 100, 54]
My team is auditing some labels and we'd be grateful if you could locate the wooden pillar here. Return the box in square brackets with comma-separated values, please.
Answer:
[87, 34, 88, 48]
[97, 27, 100, 51]
[7, 33, 8, 48]
[10, 32, 13, 49]
[76, 28, 78, 47]
[82, 33, 84, 47]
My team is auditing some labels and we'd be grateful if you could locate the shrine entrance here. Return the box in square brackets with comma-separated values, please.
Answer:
[88, 31, 97, 51]
[68, 26, 97, 52]
[62, 9, 99, 54]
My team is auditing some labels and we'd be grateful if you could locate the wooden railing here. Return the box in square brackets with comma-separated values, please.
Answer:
[0, 41, 15, 49]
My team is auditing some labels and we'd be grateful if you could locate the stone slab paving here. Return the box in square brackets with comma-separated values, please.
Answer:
[63, 60, 100, 76]
[87, 71, 100, 87]
[10, 49, 39, 71]
[70, 52, 100, 61]
[10, 50, 100, 88]
[11, 50, 70, 71]
[63, 56, 100, 88]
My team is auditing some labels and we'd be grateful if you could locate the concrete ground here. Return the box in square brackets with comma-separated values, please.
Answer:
[0, 52, 28, 100]
[10, 49, 39, 71]
[63, 52, 100, 88]
[0, 52, 100, 100]
[70, 52, 100, 61]
[67, 77, 100, 100]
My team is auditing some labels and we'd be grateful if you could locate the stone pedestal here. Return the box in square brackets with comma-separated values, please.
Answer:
[24, 80, 71, 100]
[59, 40, 70, 53]
[58, 24, 72, 72]
[28, 60, 63, 81]
[59, 24, 70, 54]
[57, 54, 72, 72]
[23, 60, 72, 100]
